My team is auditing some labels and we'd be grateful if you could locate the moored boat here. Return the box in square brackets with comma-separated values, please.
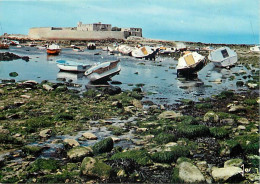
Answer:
[84, 60, 121, 83]
[87, 42, 96, 50]
[118, 45, 133, 56]
[47, 44, 61, 55]
[208, 47, 237, 68]
[56, 60, 91, 72]
[177, 51, 206, 77]
[250, 45, 260, 52]
[73, 46, 84, 52]
[131, 46, 158, 60]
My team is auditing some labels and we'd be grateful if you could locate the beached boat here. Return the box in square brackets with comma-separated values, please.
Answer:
[131, 46, 158, 60]
[9, 40, 19, 46]
[159, 47, 176, 54]
[208, 47, 237, 68]
[118, 45, 133, 56]
[47, 44, 61, 55]
[250, 45, 260, 52]
[87, 43, 96, 50]
[177, 52, 206, 77]
[73, 46, 84, 52]
[56, 60, 91, 72]
[84, 60, 121, 83]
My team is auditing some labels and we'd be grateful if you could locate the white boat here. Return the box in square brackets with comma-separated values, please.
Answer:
[84, 60, 121, 83]
[118, 45, 133, 55]
[250, 45, 260, 52]
[159, 47, 176, 54]
[208, 47, 237, 68]
[36, 46, 46, 50]
[177, 52, 206, 76]
[56, 60, 91, 72]
[131, 46, 158, 60]
[57, 71, 84, 81]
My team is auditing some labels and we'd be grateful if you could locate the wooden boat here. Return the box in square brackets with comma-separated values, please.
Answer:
[208, 47, 237, 68]
[56, 60, 91, 72]
[118, 45, 133, 55]
[84, 60, 121, 83]
[250, 45, 260, 52]
[131, 46, 159, 60]
[9, 40, 19, 46]
[177, 52, 206, 77]
[47, 44, 61, 55]
[29, 42, 37, 47]
[87, 43, 96, 50]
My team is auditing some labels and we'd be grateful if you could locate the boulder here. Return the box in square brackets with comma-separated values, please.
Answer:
[211, 166, 243, 182]
[204, 111, 219, 122]
[39, 129, 52, 138]
[247, 83, 258, 89]
[67, 146, 93, 161]
[132, 99, 143, 109]
[81, 157, 112, 179]
[82, 132, 98, 140]
[64, 139, 80, 147]
[228, 105, 246, 112]
[92, 137, 113, 155]
[102, 86, 121, 95]
[0, 127, 10, 134]
[158, 111, 183, 119]
[178, 162, 205, 183]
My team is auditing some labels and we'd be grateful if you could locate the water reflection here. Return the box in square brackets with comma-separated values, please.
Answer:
[57, 71, 85, 81]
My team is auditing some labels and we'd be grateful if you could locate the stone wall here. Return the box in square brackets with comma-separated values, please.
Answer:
[28, 27, 126, 40]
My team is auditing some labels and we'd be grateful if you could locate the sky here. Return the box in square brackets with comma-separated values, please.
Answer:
[0, 0, 259, 44]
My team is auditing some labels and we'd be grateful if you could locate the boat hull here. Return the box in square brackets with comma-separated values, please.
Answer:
[57, 64, 88, 72]
[177, 59, 206, 77]
[211, 55, 237, 68]
[87, 67, 121, 83]
[47, 49, 61, 55]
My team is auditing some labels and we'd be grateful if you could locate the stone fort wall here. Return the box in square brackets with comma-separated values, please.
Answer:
[28, 27, 126, 40]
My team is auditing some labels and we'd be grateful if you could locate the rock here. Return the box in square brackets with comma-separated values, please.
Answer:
[20, 95, 31, 99]
[82, 132, 98, 140]
[9, 72, 18, 77]
[80, 157, 112, 179]
[67, 146, 93, 161]
[212, 78, 222, 84]
[111, 137, 121, 142]
[237, 125, 246, 130]
[136, 127, 148, 132]
[211, 166, 243, 182]
[132, 99, 143, 109]
[92, 137, 113, 155]
[237, 118, 249, 125]
[39, 129, 52, 138]
[196, 161, 208, 172]
[247, 83, 258, 89]
[102, 86, 121, 95]
[158, 111, 183, 119]
[0, 89, 4, 94]
[228, 105, 246, 112]
[204, 111, 219, 122]
[178, 162, 205, 183]
[42, 84, 54, 91]
[224, 159, 243, 168]
[111, 101, 122, 108]
[220, 118, 235, 125]
[117, 169, 127, 177]
[64, 139, 80, 147]
[124, 106, 134, 114]
[0, 127, 10, 134]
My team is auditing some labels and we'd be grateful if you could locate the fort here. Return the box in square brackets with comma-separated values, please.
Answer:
[28, 22, 142, 40]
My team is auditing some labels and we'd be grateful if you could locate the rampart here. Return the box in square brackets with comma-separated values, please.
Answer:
[28, 27, 127, 40]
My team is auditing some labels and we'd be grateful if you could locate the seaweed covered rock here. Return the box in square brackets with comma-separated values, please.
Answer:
[158, 111, 183, 119]
[176, 124, 209, 139]
[102, 86, 121, 95]
[67, 146, 93, 161]
[22, 145, 44, 156]
[178, 162, 205, 183]
[92, 137, 113, 155]
[80, 157, 112, 180]
[224, 158, 243, 168]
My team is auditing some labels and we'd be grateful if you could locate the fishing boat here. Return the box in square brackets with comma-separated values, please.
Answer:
[84, 60, 121, 83]
[47, 44, 61, 55]
[87, 43, 96, 50]
[29, 42, 37, 47]
[208, 47, 237, 68]
[131, 46, 158, 60]
[9, 40, 19, 46]
[250, 45, 260, 52]
[177, 51, 206, 77]
[56, 60, 91, 72]
[118, 45, 133, 56]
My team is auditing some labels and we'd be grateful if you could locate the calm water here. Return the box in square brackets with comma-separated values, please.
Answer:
[0, 46, 250, 104]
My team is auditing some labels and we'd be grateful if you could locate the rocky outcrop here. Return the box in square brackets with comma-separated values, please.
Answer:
[211, 166, 243, 182]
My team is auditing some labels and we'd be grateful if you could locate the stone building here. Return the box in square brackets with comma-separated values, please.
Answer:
[77, 22, 112, 31]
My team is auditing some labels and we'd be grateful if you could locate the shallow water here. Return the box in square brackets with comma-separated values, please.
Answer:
[0, 46, 251, 104]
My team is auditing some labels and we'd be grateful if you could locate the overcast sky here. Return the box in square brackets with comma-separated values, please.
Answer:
[0, 0, 259, 44]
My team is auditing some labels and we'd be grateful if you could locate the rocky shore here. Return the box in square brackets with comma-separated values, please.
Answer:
[0, 75, 259, 183]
